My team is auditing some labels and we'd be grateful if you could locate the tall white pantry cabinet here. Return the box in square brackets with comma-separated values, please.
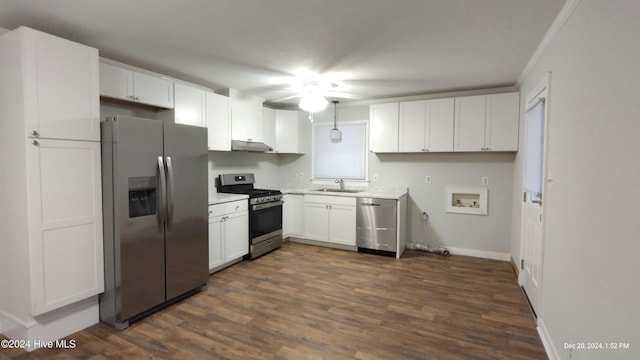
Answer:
[0, 27, 104, 347]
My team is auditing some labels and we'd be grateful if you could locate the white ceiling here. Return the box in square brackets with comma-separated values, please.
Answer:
[0, 0, 565, 107]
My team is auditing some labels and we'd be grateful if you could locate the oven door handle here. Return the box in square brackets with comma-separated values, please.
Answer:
[252, 200, 284, 211]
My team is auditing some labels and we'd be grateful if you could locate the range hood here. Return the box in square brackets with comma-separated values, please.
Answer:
[231, 140, 273, 152]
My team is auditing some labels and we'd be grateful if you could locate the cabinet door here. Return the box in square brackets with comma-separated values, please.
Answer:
[24, 28, 100, 141]
[99, 61, 133, 102]
[426, 98, 454, 152]
[399, 100, 426, 152]
[132, 71, 174, 109]
[206, 92, 231, 151]
[303, 203, 330, 241]
[370, 103, 399, 152]
[454, 95, 486, 151]
[231, 107, 264, 143]
[275, 109, 301, 153]
[263, 107, 276, 152]
[208, 215, 225, 271]
[283, 194, 303, 237]
[174, 83, 206, 127]
[485, 92, 519, 151]
[27, 139, 104, 315]
[328, 205, 356, 246]
[224, 211, 249, 260]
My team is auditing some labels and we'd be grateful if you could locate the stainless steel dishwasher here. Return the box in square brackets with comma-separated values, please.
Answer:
[356, 197, 397, 257]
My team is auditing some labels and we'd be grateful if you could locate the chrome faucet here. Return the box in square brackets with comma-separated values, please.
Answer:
[335, 178, 345, 190]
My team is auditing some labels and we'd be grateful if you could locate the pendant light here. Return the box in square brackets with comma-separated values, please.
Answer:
[330, 100, 342, 142]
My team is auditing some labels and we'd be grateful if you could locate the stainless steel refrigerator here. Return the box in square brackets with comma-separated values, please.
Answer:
[100, 115, 208, 329]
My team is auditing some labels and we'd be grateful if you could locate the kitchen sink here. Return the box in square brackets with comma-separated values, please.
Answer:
[311, 188, 364, 193]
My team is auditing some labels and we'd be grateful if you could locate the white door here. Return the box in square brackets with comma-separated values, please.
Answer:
[208, 215, 224, 271]
[25, 28, 100, 141]
[303, 203, 330, 241]
[27, 139, 104, 315]
[520, 76, 549, 314]
[224, 211, 249, 260]
[174, 83, 205, 127]
[328, 205, 356, 246]
[398, 100, 426, 152]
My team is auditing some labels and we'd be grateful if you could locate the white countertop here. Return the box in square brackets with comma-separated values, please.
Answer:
[280, 187, 408, 200]
[208, 192, 249, 205]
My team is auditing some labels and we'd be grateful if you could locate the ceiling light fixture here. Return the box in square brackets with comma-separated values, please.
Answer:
[298, 92, 328, 112]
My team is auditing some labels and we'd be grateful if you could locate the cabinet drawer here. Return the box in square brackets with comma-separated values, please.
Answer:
[304, 194, 356, 206]
[208, 200, 248, 218]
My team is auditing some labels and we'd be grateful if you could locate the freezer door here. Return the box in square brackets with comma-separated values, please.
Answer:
[110, 116, 166, 321]
[163, 122, 209, 299]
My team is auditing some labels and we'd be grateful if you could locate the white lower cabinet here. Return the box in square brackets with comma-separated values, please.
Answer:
[283, 194, 303, 237]
[26, 139, 104, 315]
[208, 200, 248, 272]
[303, 195, 356, 246]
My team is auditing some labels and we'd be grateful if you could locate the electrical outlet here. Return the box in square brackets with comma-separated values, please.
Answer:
[425, 175, 432, 184]
[482, 176, 489, 186]
[298, 172, 304, 179]
[292, 172, 297, 180]
[373, 174, 379, 182]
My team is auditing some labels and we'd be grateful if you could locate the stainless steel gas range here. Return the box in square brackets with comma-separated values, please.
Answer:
[216, 173, 283, 259]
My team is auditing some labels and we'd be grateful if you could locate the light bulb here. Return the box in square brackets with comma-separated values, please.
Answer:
[299, 94, 328, 112]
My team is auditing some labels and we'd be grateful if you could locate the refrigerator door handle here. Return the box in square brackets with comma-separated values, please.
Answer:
[166, 156, 175, 231]
[157, 156, 167, 230]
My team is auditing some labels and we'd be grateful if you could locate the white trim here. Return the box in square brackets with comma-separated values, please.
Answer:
[537, 317, 560, 360]
[526, 73, 551, 111]
[445, 246, 510, 261]
[517, 0, 581, 86]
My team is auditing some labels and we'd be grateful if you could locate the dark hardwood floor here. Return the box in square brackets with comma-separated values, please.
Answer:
[1, 242, 546, 359]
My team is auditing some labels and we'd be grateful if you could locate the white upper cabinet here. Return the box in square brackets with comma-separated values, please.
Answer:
[229, 90, 265, 143]
[263, 107, 276, 152]
[454, 95, 486, 151]
[485, 92, 520, 151]
[22, 28, 100, 141]
[399, 100, 426, 152]
[231, 107, 264, 142]
[206, 92, 231, 151]
[275, 109, 303, 154]
[426, 98, 455, 151]
[370, 102, 399, 153]
[99, 61, 174, 109]
[174, 83, 206, 127]
[454, 93, 519, 152]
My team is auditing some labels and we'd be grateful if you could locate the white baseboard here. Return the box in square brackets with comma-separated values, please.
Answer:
[538, 317, 560, 360]
[1, 297, 99, 352]
[446, 246, 510, 261]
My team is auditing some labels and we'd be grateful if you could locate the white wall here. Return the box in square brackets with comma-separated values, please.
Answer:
[513, 1, 640, 358]
[208, 151, 282, 193]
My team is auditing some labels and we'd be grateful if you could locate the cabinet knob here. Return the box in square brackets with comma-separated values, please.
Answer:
[31, 130, 39, 137]
[32, 140, 40, 146]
